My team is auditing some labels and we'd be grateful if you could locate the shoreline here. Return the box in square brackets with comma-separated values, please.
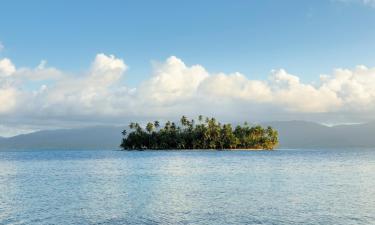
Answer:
[121, 148, 274, 151]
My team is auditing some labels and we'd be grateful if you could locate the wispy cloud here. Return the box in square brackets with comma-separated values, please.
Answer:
[362, 0, 375, 6]
[336, 0, 375, 7]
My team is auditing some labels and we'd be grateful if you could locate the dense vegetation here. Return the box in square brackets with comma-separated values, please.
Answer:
[120, 116, 278, 150]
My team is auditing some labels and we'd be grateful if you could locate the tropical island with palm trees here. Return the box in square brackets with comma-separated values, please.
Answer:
[120, 116, 278, 150]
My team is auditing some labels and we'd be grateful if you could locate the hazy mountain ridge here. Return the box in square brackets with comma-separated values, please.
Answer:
[263, 121, 375, 148]
[1, 121, 375, 150]
[0, 126, 124, 150]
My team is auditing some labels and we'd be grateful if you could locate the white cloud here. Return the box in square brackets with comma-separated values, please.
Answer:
[0, 87, 17, 114]
[28, 53, 129, 117]
[198, 72, 272, 103]
[0, 42, 3, 52]
[15, 60, 62, 80]
[269, 69, 342, 112]
[0, 58, 16, 76]
[137, 56, 209, 104]
[2, 53, 375, 136]
[91, 53, 127, 74]
[320, 66, 375, 111]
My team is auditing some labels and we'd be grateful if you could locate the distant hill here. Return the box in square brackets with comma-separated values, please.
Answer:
[0, 126, 124, 150]
[262, 121, 375, 148]
[1, 121, 375, 150]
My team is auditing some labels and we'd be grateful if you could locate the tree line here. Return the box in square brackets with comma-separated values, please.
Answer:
[120, 116, 278, 150]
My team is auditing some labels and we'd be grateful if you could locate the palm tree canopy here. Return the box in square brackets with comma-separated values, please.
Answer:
[121, 116, 278, 150]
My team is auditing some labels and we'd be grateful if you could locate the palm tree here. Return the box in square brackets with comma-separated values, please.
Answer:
[171, 122, 176, 130]
[180, 115, 188, 127]
[146, 122, 154, 133]
[165, 121, 171, 130]
[154, 121, 160, 129]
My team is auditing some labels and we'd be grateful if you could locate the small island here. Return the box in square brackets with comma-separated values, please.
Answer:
[121, 116, 278, 150]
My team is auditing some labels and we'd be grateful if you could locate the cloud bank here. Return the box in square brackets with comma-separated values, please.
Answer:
[1, 54, 375, 135]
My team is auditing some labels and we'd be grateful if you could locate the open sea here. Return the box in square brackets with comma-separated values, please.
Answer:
[0, 149, 374, 225]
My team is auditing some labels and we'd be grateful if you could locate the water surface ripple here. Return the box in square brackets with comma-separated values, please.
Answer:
[0, 149, 374, 225]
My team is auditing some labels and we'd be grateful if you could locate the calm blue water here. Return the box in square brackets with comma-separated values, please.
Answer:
[0, 149, 374, 225]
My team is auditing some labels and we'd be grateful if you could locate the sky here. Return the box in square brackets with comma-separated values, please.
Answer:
[1, 0, 375, 136]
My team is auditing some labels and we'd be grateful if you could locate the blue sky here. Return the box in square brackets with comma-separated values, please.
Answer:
[1, 0, 375, 136]
[1, 0, 375, 85]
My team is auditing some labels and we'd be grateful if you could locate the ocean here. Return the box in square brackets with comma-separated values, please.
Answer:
[0, 149, 374, 224]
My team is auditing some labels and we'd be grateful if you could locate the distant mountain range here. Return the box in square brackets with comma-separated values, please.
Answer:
[263, 121, 375, 149]
[0, 126, 124, 150]
[1, 121, 375, 150]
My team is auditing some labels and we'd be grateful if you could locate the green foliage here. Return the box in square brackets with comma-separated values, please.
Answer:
[120, 116, 278, 150]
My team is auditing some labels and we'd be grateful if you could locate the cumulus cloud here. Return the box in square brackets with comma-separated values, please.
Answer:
[269, 69, 342, 112]
[15, 60, 63, 81]
[0, 58, 16, 76]
[0, 87, 17, 114]
[198, 72, 272, 102]
[2, 53, 375, 136]
[27, 53, 129, 118]
[137, 56, 209, 105]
